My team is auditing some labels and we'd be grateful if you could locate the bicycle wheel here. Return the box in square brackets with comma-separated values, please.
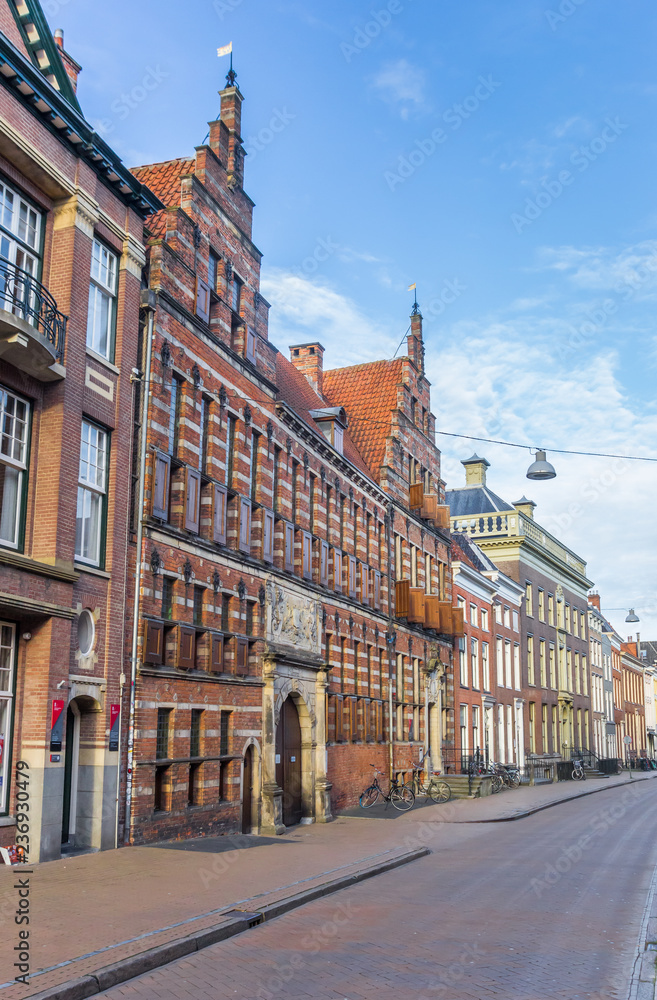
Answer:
[359, 785, 380, 808]
[572, 768, 585, 781]
[490, 774, 504, 794]
[391, 786, 415, 811]
[429, 780, 451, 803]
[508, 772, 521, 788]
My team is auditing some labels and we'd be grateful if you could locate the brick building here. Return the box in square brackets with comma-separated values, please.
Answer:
[447, 455, 594, 758]
[0, 2, 159, 861]
[620, 640, 646, 758]
[447, 533, 524, 771]
[124, 71, 458, 843]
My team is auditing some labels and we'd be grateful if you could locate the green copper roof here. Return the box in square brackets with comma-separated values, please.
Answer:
[7, 0, 81, 112]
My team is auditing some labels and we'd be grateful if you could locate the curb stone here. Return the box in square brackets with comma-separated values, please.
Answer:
[26, 846, 429, 1000]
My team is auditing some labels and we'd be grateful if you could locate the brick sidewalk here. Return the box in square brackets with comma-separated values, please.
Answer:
[0, 772, 652, 999]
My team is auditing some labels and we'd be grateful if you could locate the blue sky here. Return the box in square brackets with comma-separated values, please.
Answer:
[54, 0, 657, 640]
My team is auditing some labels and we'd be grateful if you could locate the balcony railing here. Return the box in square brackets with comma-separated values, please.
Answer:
[0, 258, 67, 362]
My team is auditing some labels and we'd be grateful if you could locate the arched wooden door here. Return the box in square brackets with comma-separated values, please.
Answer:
[275, 697, 302, 826]
[242, 746, 254, 834]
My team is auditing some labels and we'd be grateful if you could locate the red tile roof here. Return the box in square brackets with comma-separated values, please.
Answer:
[132, 158, 195, 239]
[322, 359, 403, 481]
[274, 353, 371, 478]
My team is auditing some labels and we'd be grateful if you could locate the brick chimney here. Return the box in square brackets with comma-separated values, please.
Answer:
[588, 592, 601, 611]
[54, 29, 82, 93]
[407, 307, 424, 374]
[462, 454, 490, 488]
[289, 343, 325, 395]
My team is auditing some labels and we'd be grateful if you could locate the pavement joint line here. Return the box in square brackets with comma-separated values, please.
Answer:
[453, 774, 656, 823]
[24, 847, 430, 1000]
[0, 844, 407, 992]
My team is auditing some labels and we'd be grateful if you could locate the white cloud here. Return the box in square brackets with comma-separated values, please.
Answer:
[260, 268, 398, 368]
[370, 59, 427, 119]
[536, 241, 657, 297]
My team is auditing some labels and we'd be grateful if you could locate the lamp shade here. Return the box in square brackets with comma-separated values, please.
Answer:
[625, 609, 640, 623]
[526, 450, 557, 481]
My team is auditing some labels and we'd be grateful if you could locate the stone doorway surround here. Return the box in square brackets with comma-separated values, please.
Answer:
[260, 579, 332, 835]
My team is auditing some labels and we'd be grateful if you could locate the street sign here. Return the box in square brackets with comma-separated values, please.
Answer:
[624, 735, 632, 745]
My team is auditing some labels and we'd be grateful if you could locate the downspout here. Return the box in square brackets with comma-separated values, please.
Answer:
[124, 288, 157, 844]
[386, 502, 395, 782]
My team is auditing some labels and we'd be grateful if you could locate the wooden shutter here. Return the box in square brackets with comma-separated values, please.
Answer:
[409, 483, 423, 511]
[239, 497, 251, 553]
[195, 276, 210, 323]
[263, 509, 274, 563]
[284, 521, 294, 572]
[451, 606, 465, 636]
[246, 326, 257, 365]
[348, 556, 357, 598]
[421, 493, 438, 520]
[425, 595, 441, 629]
[213, 484, 227, 544]
[184, 467, 201, 533]
[178, 625, 196, 670]
[144, 620, 164, 664]
[236, 637, 249, 675]
[435, 504, 451, 530]
[408, 588, 425, 624]
[438, 601, 453, 633]
[303, 531, 312, 580]
[396, 579, 410, 618]
[210, 633, 224, 673]
[359, 564, 369, 605]
[333, 549, 342, 592]
[320, 540, 329, 587]
[152, 452, 171, 519]
[373, 570, 381, 610]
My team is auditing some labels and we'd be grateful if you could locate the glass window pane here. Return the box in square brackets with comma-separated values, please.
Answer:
[76, 486, 102, 564]
[0, 465, 20, 546]
[0, 697, 11, 811]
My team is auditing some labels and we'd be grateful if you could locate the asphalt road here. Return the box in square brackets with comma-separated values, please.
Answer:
[98, 779, 657, 999]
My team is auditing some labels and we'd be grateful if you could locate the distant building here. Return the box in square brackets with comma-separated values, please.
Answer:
[447, 455, 594, 757]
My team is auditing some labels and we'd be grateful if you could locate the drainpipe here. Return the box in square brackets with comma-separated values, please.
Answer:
[124, 288, 157, 845]
[386, 502, 395, 782]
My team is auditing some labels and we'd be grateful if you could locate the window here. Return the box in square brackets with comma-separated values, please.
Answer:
[0, 622, 16, 813]
[494, 603, 502, 625]
[193, 587, 204, 627]
[0, 179, 42, 322]
[221, 594, 231, 633]
[272, 446, 281, 513]
[220, 710, 230, 756]
[226, 415, 236, 487]
[199, 395, 211, 473]
[471, 638, 479, 689]
[161, 576, 174, 620]
[572, 608, 579, 637]
[190, 708, 202, 758]
[565, 605, 571, 633]
[538, 589, 545, 622]
[548, 594, 555, 626]
[504, 640, 512, 688]
[458, 636, 467, 686]
[528, 702, 535, 753]
[410, 545, 417, 587]
[250, 431, 260, 500]
[168, 375, 182, 457]
[75, 421, 108, 567]
[512, 610, 519, 632]
[472, 705, 480, 751]
[513, 643, 520, 689]
[309, 474, 316, 533]
[156, 708, 171, 760]
[425, 552, 432, 595]
[482, 642, 490, 690]
[527, 635, 535, 686]
[208, 251, 220, 293]
[525, 583, 533, 617]
[231, 274, 242, 314]
[86, 239, 117, 359]
[292, 460, 299, 523]
[0, 386, 29, 549]
[470, 604, 478, 628]
[460, 705, 468, 754]
[549, 644, 556, 689]
[480, 608, 488, 632]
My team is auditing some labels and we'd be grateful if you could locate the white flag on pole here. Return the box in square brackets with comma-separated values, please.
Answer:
[217, 42, 233, 57]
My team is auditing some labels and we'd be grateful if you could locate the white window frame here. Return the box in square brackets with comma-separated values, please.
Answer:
[75, 420, 108, 567]
[482, 641, 490, 691]
[0, 386, 29, 550]
[86, 238, 118, 360]
[0, 621, 16, 814]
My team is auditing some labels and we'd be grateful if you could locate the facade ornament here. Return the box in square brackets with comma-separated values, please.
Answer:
[183, 559, 193, 586]
[420, 528, 425, 546]
[218, 384, 227, 428]
[192, 363, 201, 389]
[406, 517, 410, 536]
[253, 290, 261, 311]
[212, 569, 221, 593]
[244, 404, 252, 426]
[258, 583, 266, 608]
[286, 435, 292, 472]
[238, 578, 247, 601]
[322, 607, 327, 629]
[266, 419, 274, 457]
[303, 451, 309, 485]
[334, 610, 340, 631]
[224, 260, 233, 283]
[193, 223, 202, 248]
[348, 614, 354, 635]
[388, 502, 395, 524]
[334, 476, 340, 494]
[150, 548, 162, 576]
[362, 621, 367, 639]
[374, 624, 379, 644]
[349, 486, 354, 504]
[160, 341, 171, 368]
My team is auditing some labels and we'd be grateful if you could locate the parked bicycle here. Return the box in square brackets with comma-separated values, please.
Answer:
[409, 762, 452, 803]
[359, 765, 415, 811]
[572, 759, 586, 780]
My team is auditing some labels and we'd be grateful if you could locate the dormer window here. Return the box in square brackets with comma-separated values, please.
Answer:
[310, 407, 347, 456]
